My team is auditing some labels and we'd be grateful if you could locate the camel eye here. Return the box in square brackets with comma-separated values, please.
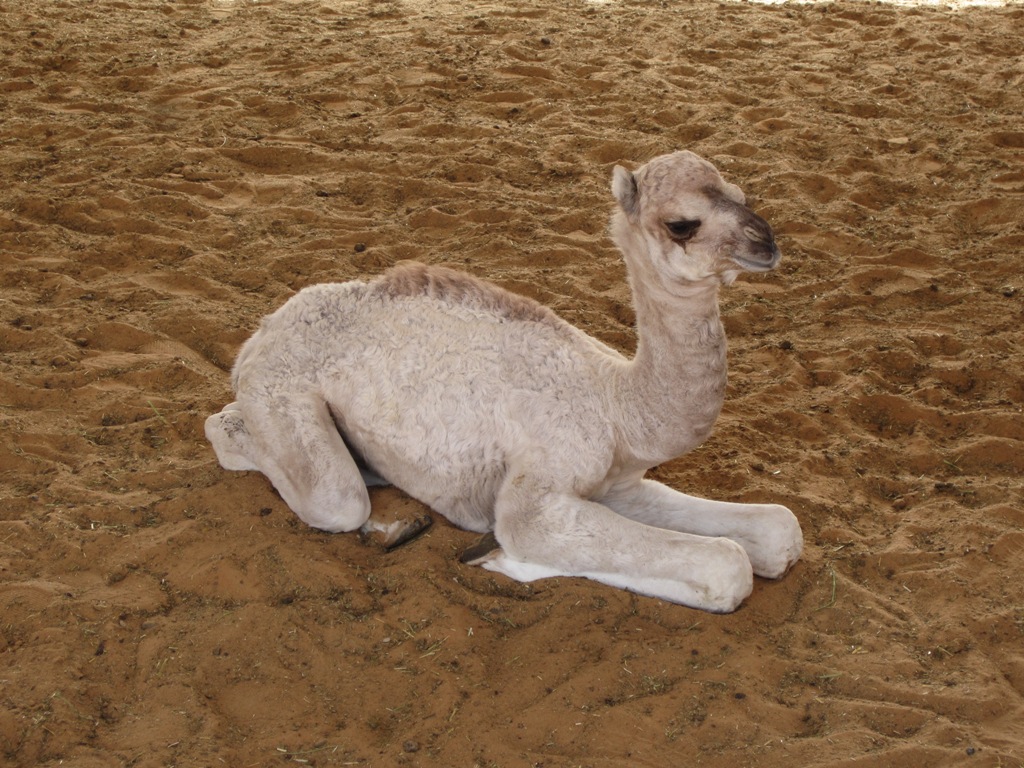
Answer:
[666, 219, 701, 241]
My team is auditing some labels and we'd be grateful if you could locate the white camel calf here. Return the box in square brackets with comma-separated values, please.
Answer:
[206, 150, 803, 613]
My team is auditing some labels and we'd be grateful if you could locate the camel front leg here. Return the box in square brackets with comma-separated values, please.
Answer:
[205, 402, 260, 471]
[472, 476, 754, 613]
[599, 479, 802, 579]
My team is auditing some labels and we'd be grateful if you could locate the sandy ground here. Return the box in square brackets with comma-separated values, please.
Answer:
[1, 0, 1023, 765]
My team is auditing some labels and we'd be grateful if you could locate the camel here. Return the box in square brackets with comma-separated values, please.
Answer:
[205, 150, 803, 613]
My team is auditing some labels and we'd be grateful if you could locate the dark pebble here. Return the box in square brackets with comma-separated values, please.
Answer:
[354, 242, 367, 253]
[403, 740, 420, 753]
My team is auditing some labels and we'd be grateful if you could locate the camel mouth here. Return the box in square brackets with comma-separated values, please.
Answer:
[731, 245, 781, 272]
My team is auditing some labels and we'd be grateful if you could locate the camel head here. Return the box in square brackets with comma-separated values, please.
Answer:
[611, 150, 780, 288]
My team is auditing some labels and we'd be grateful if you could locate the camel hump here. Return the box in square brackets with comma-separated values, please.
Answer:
[371, 261, 562, 328]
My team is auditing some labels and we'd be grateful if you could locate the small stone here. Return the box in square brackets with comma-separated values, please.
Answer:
[403, 740, 420, 753]
[354, 242, 367, 253]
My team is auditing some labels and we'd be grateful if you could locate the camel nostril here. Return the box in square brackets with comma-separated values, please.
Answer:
[743, 225, 768, 244]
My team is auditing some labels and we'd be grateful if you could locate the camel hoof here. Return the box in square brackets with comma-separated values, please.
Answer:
[459, 532, 500, 564]
[360, 513, 433, 551]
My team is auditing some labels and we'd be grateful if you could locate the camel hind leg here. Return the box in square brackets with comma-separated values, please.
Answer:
[209, 392, 372, 533]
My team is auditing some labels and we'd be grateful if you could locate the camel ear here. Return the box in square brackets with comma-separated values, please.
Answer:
[722, 181, 746, 205]
[612, 165, 639, 219]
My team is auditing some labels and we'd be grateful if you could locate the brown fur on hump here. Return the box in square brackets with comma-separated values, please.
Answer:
[371, 261, 564, 329]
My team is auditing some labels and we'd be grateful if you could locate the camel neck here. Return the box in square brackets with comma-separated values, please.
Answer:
[612, 248, 728, 469]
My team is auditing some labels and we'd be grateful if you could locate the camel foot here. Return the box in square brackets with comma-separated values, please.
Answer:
[459, 532, 500, 564]
[360, 513, 432, 551]
[357, 489, 434, 550]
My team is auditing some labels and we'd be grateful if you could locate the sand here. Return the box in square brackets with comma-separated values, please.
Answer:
[1, 0, 1023, 765]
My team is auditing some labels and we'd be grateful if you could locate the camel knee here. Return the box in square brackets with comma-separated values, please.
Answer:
[205, 405, 259, 472]
[700, 538, 754, 613]
[750, 504, 803, 579]
[290, 484, 371, 534]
